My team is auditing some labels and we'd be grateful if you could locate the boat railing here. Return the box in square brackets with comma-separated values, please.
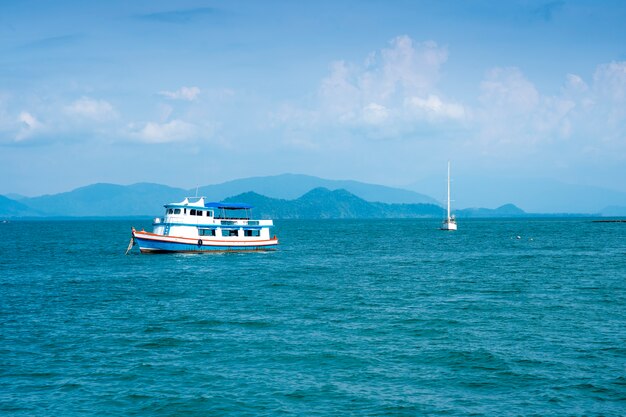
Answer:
[159, 216, 270, 226]
[220, 219, 263, 226]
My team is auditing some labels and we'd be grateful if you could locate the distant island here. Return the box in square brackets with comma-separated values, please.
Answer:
[0, 174, 610, 219]
[223, 188, 444, 219]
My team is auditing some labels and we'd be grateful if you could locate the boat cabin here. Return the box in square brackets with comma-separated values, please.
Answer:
[151, 197, 271, 240]
[132, 196, 278, 253]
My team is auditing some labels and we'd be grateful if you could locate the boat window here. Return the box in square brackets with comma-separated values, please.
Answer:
[168, 209, 173, 214]
[190, 209, 196, 215]
[221, 229, 239, 237]
[196, 210, 203, 216]
[244, 230, 260, 237]
[184, 208, 187, 214]
[206, 211, 213, 217]
[199, 229, 215, 236]
[174, 208, 181, 214]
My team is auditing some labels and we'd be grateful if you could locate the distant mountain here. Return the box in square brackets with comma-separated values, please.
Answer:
[0, 195, 41, 217]
[20, 183, 187, 216]
[4, 193, 27, 201]
[407, 175, 626, 214]
[10, 174, 439, 217]
[600, 206, 626, 217]
[6, 173, 610, 218]
[224, 188, 444, 219]
[199, 173, 438, 205]
[456, 203, 527, 218]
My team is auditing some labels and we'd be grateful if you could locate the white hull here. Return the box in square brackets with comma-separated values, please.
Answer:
[132, 229, 278, 253]
[441, 220, 457, 231]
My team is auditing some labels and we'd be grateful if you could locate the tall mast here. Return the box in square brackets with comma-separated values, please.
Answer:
[447, 161, 451, 220]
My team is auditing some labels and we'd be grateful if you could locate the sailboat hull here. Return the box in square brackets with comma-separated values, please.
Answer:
[441, 221, 457, 231]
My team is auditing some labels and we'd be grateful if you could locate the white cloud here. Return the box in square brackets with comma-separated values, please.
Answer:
[159, 86, 201, 101]
[314, 35, 460, 134]
[405, 94, 465, 120]
[1, 90, 221, 146]
[19, 111, 38, 127]
[479, 67, 540, 113]
[589, 61, 626, 129]
[565, 73, 588, 93]
[264, 35, 471, 147]
[593, 61, 626, 102]
[16, 111, 42, 141]
[64, 97, 118, 121]
[319, 61, 360, 121]
[559, 64, 626, 134]
[533, 97, 576, 137]
[474, 67, 574, 147]
[377, 37, 447, 98]
[362, 103, 389, 125]
[280, 38, 622, 157]
[132, 119, 198, 143]
[473, 63, 626, 157]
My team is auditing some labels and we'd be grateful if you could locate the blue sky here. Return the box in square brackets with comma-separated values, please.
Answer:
[1, 0, 626, 197]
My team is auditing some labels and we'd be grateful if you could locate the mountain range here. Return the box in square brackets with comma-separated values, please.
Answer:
[0, 184, 446, 219]
[0, 173, 620, 218]
[223, 189, 444, 219]
[197, 174, 438, 204]
[0, 174, 439, 218]
[0, 195, 41, 217]
[407, 175, 626, 215]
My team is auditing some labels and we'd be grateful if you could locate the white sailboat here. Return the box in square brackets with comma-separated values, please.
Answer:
[441, 161, 457, 231]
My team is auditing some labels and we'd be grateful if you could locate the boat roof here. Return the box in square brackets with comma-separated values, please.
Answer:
[165, 197, 253, 210]
[204, 202, 253, 210]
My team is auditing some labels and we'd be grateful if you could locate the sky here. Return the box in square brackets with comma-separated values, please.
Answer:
[1, 0, 626, 197]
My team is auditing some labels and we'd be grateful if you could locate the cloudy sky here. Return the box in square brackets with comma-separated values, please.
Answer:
[1, 0, 625, 196]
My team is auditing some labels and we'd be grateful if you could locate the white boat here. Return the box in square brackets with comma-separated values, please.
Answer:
[130, 197, 278, 253]
[441, 161, 457, 231]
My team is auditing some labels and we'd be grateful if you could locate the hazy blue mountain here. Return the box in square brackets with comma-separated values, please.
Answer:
[4, 193, 27, 201]
[12, 175, 439, 217]
[198, 173, 438, 205]
[456, 204, 527, 218]
[295, 188, 380, 218]
[600, 206, 626, 217]
[224, 188, 444, 219]
[0, 195, 41, 217]
[8, 174, 610, 218]
[407, 175, 626, 214]
[223, 192, 299, 219]
[20, 183, 188, 216]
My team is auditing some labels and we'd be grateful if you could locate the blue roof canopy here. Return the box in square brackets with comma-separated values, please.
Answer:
[204, 202, 253, 210]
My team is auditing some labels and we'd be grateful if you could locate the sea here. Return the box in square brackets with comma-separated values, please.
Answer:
[0, 218, 625, 416]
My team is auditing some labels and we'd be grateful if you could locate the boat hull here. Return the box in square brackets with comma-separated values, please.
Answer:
[132, 230, 278, 253]
[441, 221, 457, 231]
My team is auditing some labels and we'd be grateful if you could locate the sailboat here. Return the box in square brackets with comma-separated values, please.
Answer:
[441, 161, 457, 231]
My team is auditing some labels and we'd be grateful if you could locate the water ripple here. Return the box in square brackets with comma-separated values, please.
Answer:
[0, 219, 625, 415]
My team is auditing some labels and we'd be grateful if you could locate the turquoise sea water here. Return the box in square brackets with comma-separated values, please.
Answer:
[1, 219, 625, 416]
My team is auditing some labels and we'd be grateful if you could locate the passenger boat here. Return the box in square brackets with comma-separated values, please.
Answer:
[130, 197, 278, 253]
